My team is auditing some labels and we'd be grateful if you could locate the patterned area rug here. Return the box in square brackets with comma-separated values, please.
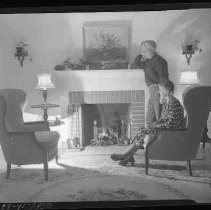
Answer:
[0, 144, 211, 203]
[28, 175, 186, 202]
[0, 164, 186, 203]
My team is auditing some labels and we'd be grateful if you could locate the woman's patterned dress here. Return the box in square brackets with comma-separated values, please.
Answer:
[132, 96, 187, 148]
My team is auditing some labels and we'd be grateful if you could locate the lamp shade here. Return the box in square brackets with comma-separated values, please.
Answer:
[35, 73, 55, 90]
[179, 71, 199, 85]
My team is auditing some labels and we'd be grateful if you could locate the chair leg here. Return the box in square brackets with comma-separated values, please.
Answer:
[187, 160, 193, 176]
[145, 156, 149, 175]
[55, 154, 59, 164]
[202, 141, 206, 149]
[43, 153, 49, 181]
[6, 163, 11, 179]
[201, 127, 208, 149]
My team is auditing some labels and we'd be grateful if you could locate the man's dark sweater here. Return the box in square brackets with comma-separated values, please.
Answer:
[131, 53, 169, 87]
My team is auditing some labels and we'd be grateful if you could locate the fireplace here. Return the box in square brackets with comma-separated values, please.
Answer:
[68, 90, 145, 148]
[54, 69, 148, 148]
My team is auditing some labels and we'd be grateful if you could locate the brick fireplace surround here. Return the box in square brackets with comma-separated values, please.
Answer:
[54, 69, 148, 148]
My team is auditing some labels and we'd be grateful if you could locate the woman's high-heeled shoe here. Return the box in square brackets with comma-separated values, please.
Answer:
[110, 153, 125, 161]
[119, 156, 135, 166]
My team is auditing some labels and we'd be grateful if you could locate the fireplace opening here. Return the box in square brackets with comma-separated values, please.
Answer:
[68, 90, 145, 149]
[82, 103, 131, 146]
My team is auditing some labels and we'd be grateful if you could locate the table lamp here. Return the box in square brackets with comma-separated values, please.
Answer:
[180, 71, 200, 86]
[35, 73, 55, 103]
[179, 71, 200, 103]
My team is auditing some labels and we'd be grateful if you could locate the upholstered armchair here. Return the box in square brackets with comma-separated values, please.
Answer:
[145, 86, 211, 176]
[0, 88, 49, 132]
[0, 89, 60, 180]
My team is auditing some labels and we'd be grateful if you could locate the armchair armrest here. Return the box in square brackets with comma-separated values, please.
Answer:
[148, 127, 188, 146]
[24, 121, 49, 131]
[155, 127, 188, 132]
[3, 131, 47, 165]
[7, 131, 35, 135]
[7, 131, 47, 152]
[6, 131, 38, 149]
[146, 127, 190, 161]
[146, 127, 187, 146]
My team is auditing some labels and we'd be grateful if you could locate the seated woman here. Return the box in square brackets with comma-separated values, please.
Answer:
[110, 80, 186, 166]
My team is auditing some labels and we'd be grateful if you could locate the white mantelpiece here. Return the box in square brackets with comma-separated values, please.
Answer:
[53, 69, 147, 91]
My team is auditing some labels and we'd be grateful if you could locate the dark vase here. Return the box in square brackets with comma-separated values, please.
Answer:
[54, 65, 66, 71]
[16, 46, 23, 54]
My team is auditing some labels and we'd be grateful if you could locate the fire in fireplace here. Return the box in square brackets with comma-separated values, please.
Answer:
[90, 119, 130, 146]
[82, 103, 131, 146]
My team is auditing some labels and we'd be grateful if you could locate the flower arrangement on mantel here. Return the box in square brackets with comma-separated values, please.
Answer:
[54, 56, 88, 71]
[54, 56, 129, 71]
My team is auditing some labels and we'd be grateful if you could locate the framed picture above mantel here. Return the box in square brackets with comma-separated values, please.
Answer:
[82, 20, 132, 70]
[54, 20, 132, 71]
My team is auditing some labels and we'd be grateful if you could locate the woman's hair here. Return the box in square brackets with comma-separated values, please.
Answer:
[159, 80, 175, 93]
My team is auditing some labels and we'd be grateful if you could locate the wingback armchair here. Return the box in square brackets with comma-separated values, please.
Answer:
[145, 86, 211, 176]
[0, 89, 60, 180]
[0, 88, 49, 132]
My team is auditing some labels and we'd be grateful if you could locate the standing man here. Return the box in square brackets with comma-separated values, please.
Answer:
[131, 40, 169, 126]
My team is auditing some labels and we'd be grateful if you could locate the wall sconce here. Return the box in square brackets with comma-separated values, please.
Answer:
[182, 39, 202, 65]
[14, 41, 32, 68]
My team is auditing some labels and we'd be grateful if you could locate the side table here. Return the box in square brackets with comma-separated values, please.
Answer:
[31, 103, 60, 124]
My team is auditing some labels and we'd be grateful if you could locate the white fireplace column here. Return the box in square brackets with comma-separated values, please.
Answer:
[78, 105, 83, 149]
[144, 89, 149, 127]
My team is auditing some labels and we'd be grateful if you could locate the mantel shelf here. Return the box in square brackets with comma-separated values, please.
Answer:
[54, 69, 143, 73]
[53, 69, 147, 92]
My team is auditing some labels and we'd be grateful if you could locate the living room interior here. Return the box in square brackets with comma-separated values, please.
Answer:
[0, 8, 211, 204]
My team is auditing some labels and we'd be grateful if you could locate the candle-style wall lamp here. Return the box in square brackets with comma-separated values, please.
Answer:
[14, 41, 32, 68]
[182, 39, 202, 65]
[181, 23, 203, 65]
